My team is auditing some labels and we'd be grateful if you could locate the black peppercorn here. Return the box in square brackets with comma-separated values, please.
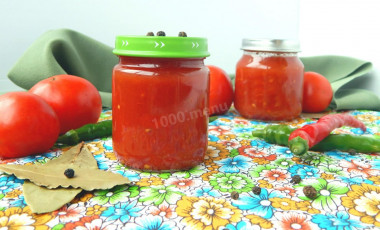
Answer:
[156, 31, 166, 36]
[303, 185, 317, 199]
[64, 168, 75, 178]
[291, 175, 302, 184]
[252, 186, 261, 195]
[178, 31, 187, 37]
[230, 191, 239, 200]
[146, 32, 154, 36]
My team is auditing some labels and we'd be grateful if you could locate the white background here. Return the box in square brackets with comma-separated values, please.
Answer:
[0, 0, 379, 96]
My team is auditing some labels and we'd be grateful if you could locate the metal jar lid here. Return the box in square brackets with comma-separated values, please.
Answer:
[241, 39, 300, 52]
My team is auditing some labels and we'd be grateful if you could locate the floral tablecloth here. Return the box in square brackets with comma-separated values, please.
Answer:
[1, 109, 380, 230]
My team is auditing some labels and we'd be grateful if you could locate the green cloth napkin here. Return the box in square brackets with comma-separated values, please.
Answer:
[300, 56, 379, 111]
[7, 28, 380, 110]
[7, 29, 118, 108]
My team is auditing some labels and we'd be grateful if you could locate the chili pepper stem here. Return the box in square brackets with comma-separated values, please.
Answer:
[289, 136, 308, 155]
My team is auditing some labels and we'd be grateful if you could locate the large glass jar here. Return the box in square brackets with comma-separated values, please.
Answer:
[112, 36, 210, 171]
[235, 39, 304, 121]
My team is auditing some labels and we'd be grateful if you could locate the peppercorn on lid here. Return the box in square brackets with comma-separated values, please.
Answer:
[241, 39, 300, 52]
[113, 36, 210, 58]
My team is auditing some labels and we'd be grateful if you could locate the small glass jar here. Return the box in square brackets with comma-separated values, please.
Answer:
[235, 39, 304, 121]
[112, 35, 210, 171]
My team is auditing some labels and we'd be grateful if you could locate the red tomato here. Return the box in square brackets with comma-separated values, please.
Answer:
[29, 75, 102, 134]
[208, 65, 234, 115]
[302, 71, 333, 113]
[0, 92, 60, 158]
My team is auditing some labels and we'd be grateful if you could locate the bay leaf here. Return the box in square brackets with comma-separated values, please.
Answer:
[23, 181, 82, 214]
[0, 144, 130, 190]
[22, 143, 98, 214]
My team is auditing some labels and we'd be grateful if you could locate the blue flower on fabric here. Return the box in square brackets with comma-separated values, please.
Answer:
[232, 188, 284, 219]
[0, 176, 23, 194]
[216, 155, 254, 173]
[325, 151, 358, 161]
[208, 134, 220, 142]
[104, 139, 113, 150]
[194, 186, 222, 198]
[9, 196, 27, 207]
[124, 215, 178, 230]
[351, 127, 373, 135]
[312, 211, 364, 230]
[224, 221, 254, 230]
[233, 127, 254, 134]
[288, 164, 320, 179]
[117, 170, 140, 182]
[372, 159, 380, 170]
[94, 154, 111, 170]
[251, 139, 272, 149]
[339, 176, 373, 185]
[102, 200, 142, 223]
[274, 146, 293, 158]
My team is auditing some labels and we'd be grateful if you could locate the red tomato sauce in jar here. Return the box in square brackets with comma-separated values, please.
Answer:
[112, 36, 210, 171]
[235, 39, 304, 121]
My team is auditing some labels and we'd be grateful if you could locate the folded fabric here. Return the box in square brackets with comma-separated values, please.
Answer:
[7, 29, 118, 108]
[300, 55, 379, 111]
[7, 28, 380, 110]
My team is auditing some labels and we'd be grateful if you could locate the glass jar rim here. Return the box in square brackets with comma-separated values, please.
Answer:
[241, 39, 301, 52]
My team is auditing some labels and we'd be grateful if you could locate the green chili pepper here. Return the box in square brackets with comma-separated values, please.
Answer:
[58, 116, 218, 146]
[56, 120, 112, 145]
[252, 125, 380, 153]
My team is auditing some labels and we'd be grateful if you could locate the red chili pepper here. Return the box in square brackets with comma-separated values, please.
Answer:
[288, 113, 366, 155]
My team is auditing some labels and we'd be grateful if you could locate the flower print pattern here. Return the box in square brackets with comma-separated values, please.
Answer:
[341, 183, 380, 227]
[340, 159, 379, 177]
[289, 164, 320, 179]
[215, 155, 254, 173]
[209, 173, 255, 193]
[176, 196, 241, 230]
[54, 203, 86, 223]
[232, 188, 285, 218]
[312, 211, 365, 230]
[297, 178, 349, 211]
[193, 186, 222, 198]
[0, 109, 379, 229]
[102, 200, 142, 223]
[124, 215, 179, 230]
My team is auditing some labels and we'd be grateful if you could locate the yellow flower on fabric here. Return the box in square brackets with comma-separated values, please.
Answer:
[5, 189, 22, 198]
[246, 214, 273, 229]
[270, 197, 297, 210]
[105, 152, 117, 160]
[341, 183, 380, 227]
[72, 192, 94, 203]
[321, 173, 335, 180]
[258, 180, 273, 189]
[87, 141, 105, 155]
[368, 176, 380, 185]
[176, 196, 242, 230]
[86, 205, 107, 216]
[136, 177, 163, 187]
[202, 171, 219, 181]
[240, 139, 251, 146]
[218, 134, 236, 141]
[296, 200, 321, 214]
[0, 206, 53, 230]
[206, 142, 230, 160]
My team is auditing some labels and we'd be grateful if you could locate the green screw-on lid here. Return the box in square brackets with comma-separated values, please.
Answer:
[113, 36, 210, 58]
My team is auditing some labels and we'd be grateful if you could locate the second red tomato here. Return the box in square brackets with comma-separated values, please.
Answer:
[208, 65, 234, 115]
[29, 75, 102, 134]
